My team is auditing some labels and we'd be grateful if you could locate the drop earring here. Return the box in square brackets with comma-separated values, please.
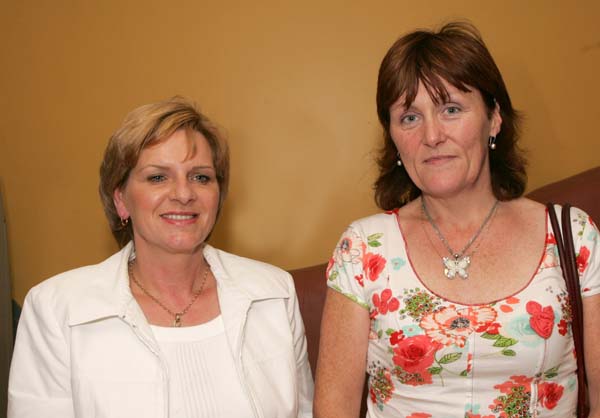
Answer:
[488, 136, 497, 150]
[396, 154, 402, 166]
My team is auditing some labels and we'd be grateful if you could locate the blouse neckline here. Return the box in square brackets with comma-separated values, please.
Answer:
[392, 207, 550, 307]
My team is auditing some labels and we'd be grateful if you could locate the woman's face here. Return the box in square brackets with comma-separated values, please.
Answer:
[113, 128, 220, 256]
[389, 79, 501, 199]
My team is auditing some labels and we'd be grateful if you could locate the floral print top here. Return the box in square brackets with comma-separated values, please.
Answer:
[326, 206, 599, 418]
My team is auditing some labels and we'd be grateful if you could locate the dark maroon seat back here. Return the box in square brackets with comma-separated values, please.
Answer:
[527, 166, 600, 222]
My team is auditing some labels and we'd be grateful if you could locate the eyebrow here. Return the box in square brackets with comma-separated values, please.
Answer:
[139, 164, 215, 171]
[390, 101, 410, 112]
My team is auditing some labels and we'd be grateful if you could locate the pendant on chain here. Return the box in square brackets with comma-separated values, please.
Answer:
[422, 197, 498, 281]
[443, 254, 471, 279]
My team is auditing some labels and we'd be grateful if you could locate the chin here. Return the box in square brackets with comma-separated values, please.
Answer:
[421, 183, 462, 198]
[161, 236, 206, 254]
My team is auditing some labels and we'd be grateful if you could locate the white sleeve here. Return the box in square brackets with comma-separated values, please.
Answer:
[8, 286, 74, 418]
[326, 225, 370, 309]
[570, 207, 600, 298]
[284, 272, 314, 417]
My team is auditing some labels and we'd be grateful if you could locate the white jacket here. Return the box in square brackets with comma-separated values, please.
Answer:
[8, 243, 314, 418]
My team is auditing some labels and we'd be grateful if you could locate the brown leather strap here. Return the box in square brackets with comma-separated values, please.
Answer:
[546, 203, 589, 417]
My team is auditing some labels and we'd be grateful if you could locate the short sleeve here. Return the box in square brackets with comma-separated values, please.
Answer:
[570, 207, 600, 297]
[326, 225, 370, 309]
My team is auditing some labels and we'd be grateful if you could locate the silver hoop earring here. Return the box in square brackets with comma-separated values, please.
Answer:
[120, 217, 130, 228]
[488, 136, 497, 150]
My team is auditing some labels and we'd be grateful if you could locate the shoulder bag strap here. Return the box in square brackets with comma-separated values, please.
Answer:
[546, 203, 588, 417]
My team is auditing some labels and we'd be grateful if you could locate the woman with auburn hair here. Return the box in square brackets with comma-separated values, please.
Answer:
[9, 97, 313, 418]
[314, 22, 599, 417]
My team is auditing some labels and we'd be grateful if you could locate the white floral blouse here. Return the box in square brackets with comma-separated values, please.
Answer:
[326, 206, 599, 418]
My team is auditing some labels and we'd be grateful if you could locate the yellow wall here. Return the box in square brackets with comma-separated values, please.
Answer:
[1, 1, 599, 304]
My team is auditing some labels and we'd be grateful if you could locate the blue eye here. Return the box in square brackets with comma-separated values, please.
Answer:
[192, 174, 211, 184]
[147, 174, 166, 183]
[400, 114, 419, 124]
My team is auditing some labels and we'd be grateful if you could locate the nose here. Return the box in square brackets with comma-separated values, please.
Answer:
[422, 116, 445, 147]
[171, 177, 196, 204]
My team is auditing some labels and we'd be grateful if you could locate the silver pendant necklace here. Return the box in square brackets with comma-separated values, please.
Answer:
[421, 197, 499, 280]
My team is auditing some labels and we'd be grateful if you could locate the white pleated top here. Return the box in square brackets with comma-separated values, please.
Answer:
[151, 316, 254, 418]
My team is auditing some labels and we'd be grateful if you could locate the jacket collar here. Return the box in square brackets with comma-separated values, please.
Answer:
[68, 242, 289, 326]
[68, 242, 138, 326]
[203, 244, 290, 301]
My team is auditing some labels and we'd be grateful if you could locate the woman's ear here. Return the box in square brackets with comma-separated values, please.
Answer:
[113, 188, 130, 220]
[490, 102, 502, 137]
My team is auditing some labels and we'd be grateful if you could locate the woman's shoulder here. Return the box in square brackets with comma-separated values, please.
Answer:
[206, 245, 288, 276]
[19, 246, 131, 328]
[344, 210, 402, 236]
[205, 245, 293, 296]
[528, 198, 597, 232]
[26, 247, 128, 305]
[517, 196, 595, 221]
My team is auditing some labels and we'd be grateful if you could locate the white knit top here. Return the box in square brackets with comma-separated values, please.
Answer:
[151, 316, 254, 418]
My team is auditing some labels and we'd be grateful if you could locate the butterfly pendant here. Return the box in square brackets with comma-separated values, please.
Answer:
[443, 255, 471, 279]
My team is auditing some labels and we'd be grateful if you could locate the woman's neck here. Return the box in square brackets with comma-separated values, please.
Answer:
[420, 187, 498, 231]
[130, 242, 208, 297]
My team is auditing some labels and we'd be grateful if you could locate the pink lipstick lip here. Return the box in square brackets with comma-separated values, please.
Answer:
[424, 155, 455, 164]
[160, 211, 197, 217]
[160, 212, 198, 225]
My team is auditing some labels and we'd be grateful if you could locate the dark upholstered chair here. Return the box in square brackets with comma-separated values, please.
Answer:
[527, 166, 600, 223]
[290, 166, 600, 415]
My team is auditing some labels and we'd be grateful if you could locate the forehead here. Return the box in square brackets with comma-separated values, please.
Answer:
[139, 128, 213, 165]
[392, 79, 477, 111]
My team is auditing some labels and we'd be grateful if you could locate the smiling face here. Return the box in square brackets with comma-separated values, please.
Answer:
[389, 79, 502, 199]
[113, 128, 219, 256]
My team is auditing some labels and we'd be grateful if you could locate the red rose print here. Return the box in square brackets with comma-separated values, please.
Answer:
[406, 414, 431, 418]
[577, 246, 590, 275]
[486, 322, 501, 334]
[363, 252, 386, 282]
[476, 321, 501, 334]
[538, 382, 564, 410]
[354, 274, 364, 287]
[392, 335, 437, 373]
[546, 233, 557, 245]
[526, 301, 555, 339]
[372, 289, 400, 317]
[389, 330, 404, 345]
[558, 319, 568, 336]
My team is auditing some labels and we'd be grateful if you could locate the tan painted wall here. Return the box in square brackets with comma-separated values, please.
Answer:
[1, 1, 599, 304]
